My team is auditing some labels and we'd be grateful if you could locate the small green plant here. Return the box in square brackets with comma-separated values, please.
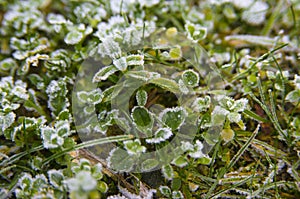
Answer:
[1, 0, 300, 198]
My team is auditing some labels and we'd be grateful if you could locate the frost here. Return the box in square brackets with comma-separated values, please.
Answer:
[48, 170, 65, 188]
[146, 128, 173, 144]
[242, 1, 269, 25]
[181, 141, 194, 152]
[46, 78, 70, 115]
[0, 58, 17, 71]
[98, 36, 122, 59]
[41, 120, 72, 149]
[124, 139, 146, 155]
[294, 74, 300, 89]
[192, 96, 211, 112]
[141, 159, 159, 172]
[65, 171, 97, 192]
[47, 13, 67, 24]
[113, 57, 127, 71]
[188, 140, 205, 158]
[162, 164, 174, 180]
[0, 112, 16, 133]
[139, 0, 160, 7]
[159, 107, 186, 130]
[93, 65, 118, 82]
[131, 106, 154, 133]
[232, 0, 254, 9]
[181, 69, 200, 87]
[185, 21, 207, 42]
[65, 30, 84, 45]
[126, 54, 144, 66]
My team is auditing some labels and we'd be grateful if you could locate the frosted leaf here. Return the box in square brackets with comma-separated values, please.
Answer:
[149, 77, 180, 93]
[171, 156, 188, 168]
[77, 89, 103, 104]
[267, 71, 276, 79]
[225, 35, 276, 46]
[146, 128, 173, 144]
[159, 107, 186, 130]
[107, 148, 135, 172]
[98, 37, 122, 59]
[231, 98, 248, 112]
[178, 79, 190, 94]
[139, 0, 160, 7]
[232, 0, 254, 9]
[113, 57, 127, 71]
[162, 164, 174, 180]
[47, 13, 67, 24]
[48, 170, 65, 188]
[294, 74, 300, 89]
[227, 112, 242, 123]
[93, 65, 118, 82]
[159, 186, 171, 197]
[11, 85, 29, 100]
[286, 90, 300, 103]
[182, 69, 199, 87]
[124, 139, 146, 155]
[189, 140, 205, 158]
[127, 71, 161, 81]
[220, 128, 235, 142]
[242, 1, 269, 25]
[126, 54, 144, 66]
[141, 159, 159, 172]
[56, 120, 71, 137]
[185, 22, 207, 42]
[0, 58, 17, 71]
[0, 112, 16, 132]
[172, 190, 184, 199]
[65, 171, 97, 191]
[211, 106, 229, 125]
[131, 106, 154, 133]
[136, 89, 148, 106]
[41, 126, 57, 149]
[193, 96, 211, 112]
[169, 46, 182, 60]
[181, 141, 194, 152]
[64, 30, 84, 45]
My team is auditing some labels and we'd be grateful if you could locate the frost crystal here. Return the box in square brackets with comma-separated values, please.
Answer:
[242, 1, 269, 25]
[189, 140, 205, 158]
[146, 128, 173, 144]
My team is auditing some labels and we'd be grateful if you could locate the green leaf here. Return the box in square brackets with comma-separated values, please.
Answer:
[64, 30, 84, 45]
[141, 159, 159, 172]
[124, 139, 146, 155]
[107, 148, 136, 172]
[182, 69, 199, 87]
[169, 46, 182, 60]
[146, 127, 173, 144]
[113, 57, 127, 71]
[171, 156, 188, 168]
[285, 90, 300, 103]
[131, 106, 154, 132]
[136, 89, 148, 106]
[149, 77, 180, 93]
[159, 186, 171, 197]
[162, 164, 174, 180]
[93, 65, 118, 82]
[98, 181, 108, 193]
[126, 54, 144, 66]
[159, 107, 186, 130]
[48, 170, 65, 188]
[0, 112, 16, 133]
